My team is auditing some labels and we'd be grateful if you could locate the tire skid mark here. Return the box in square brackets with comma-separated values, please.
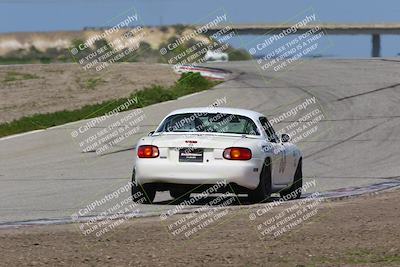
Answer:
[337, 83, 400, 101]
[304, 119, 390, 159]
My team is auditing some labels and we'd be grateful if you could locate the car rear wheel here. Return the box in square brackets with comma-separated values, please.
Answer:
[170, 189, 190, 200]
[248, 158, 272, 203]
[280, 158, 302, 200]
[131, 169, 156, 204]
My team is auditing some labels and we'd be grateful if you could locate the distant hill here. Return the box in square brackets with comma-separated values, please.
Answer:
[0, 26, 207, 55]
[0, 26, 251, 64]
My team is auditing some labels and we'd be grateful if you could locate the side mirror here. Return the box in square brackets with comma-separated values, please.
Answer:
[281, 133, 290, 143]
[148, 131, 155, 136]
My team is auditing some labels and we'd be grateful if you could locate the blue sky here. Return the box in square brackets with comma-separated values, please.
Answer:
[1, 0, 399, 57]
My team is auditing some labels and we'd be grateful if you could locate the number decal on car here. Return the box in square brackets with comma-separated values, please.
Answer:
[279, 149, 287, 174]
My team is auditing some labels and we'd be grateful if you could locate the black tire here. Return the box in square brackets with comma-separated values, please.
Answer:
[131, 169, 156, 204]
[280, 158, 302, 200]
[169, 189, 190, 200]
[248, 158, 272, 203]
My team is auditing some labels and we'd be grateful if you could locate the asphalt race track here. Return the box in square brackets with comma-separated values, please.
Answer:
[1, 59, 400, 225]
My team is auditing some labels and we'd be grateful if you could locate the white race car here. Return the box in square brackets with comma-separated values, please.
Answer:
[132, 107, 302, 203]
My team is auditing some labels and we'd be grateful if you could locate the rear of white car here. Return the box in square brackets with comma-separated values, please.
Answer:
[131, 107, 302, 203]
[135, 134, 264, 189]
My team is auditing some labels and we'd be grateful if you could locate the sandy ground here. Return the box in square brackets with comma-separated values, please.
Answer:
[0, 189, 399, 267]
[0, 63, 178, 123]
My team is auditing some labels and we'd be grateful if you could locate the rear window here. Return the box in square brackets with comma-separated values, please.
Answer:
[156, 113, 260, 135]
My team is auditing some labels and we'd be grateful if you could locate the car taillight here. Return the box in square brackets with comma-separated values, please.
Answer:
[137, 145, 159, 158]
[223, 147, 252, 160]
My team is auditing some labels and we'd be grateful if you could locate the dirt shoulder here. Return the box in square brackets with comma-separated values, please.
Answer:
[0, 63, 178, 123]
[0, 189, 399, 267]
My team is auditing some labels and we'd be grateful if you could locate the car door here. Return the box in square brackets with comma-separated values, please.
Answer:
[279, 141, 297, 185]
[259, 117, 287, 185]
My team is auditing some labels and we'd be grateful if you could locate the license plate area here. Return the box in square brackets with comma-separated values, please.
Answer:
[179, 148, 204, 162]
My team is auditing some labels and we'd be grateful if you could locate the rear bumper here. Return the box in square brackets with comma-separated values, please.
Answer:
[135, 158, 263, 190]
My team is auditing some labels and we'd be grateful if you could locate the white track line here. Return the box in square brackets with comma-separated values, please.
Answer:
[0, 129, 46, 141]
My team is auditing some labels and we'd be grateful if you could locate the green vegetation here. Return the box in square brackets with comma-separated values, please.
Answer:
[227, 48, 253, 61]
[0, 73, 218, 138]
[343, 249, 400, 265]
[3, 71, 40, 82]
[313, 249, 400, 265]
[0, 46, 69, 65]
[0, 58, 42, 65]
[84, 77, 105, 89]
[122, 41, 163, 63]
